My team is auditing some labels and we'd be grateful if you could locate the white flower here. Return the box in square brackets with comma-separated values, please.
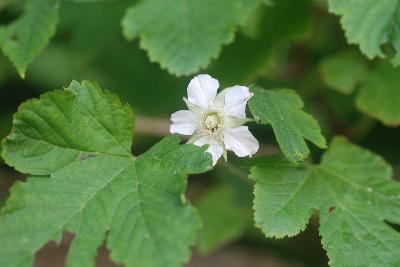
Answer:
[170, 74, 259, 165]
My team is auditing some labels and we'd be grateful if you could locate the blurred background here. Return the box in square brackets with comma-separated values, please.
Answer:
[1, 0, 399, 266]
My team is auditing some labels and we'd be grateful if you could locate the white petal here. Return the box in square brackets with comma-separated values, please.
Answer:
[224, 116, 251, 129]
[170, 110, 197, 135]
[193, 136, 224, 165]
[210, 88, 226, 112]
[224, 86, 253, 118]
[187, 74, 219, 108]
[183, 97, 204, 116]
[223, 126, 259, 157]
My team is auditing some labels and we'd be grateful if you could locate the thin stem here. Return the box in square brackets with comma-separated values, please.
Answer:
[222, 161, 253, 185]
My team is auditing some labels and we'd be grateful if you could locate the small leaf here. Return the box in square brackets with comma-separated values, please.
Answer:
[328, 0, 400, 66]
[319, 50, 367, 94]
[356, 62, 400, 126]
[0, 81, 212, 267]
[0, 0, 59, 78]
[320, 52, 400, 126]
[249, 85, 326, 162]
[121, 0, 257, 76]
[250, 137, 400, 267]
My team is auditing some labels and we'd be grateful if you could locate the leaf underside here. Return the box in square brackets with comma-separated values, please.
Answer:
[250, 137, 400, 267]
[0, 81, 212, 267]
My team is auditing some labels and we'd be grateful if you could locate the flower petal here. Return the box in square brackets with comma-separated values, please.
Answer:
[224, 86, 253, 118]
[193, 136, 224, 165]
[210, 89, 225, 112]
[184, 97, 204, 115]
[223, 126, 259, 157]
[224, 116, 252, 129]
[187, 74, 219, 108]
[170, 110, 197, 135]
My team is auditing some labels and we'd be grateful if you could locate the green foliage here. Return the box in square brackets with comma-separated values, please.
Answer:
[196, 185, 252, 254]
[320, 52, 400, 126]
[250, 137, 400, 267]
[356, 62, 400, 126]
[122, 0, 258, 75]
[1, 0, 400, 266]
[328, 0, 400, 66]
[249, 85, 327, 162]
[210, 0, 314, 86]
[64, 0, 119, 2]
[319, 51, 367, 94]
[0, 0, 59, 78]
[0, 81, 212, 267]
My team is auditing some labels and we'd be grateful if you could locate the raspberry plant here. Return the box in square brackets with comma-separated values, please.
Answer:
[0, 0, 399, 267]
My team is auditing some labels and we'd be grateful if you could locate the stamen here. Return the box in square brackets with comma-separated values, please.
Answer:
[203, 112, 222, 134]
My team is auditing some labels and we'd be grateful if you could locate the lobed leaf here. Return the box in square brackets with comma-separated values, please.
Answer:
[0, 81, 212, 267]
[250, 137, 400, 267]
[249, 85, 326, 162]
[328, 0, 400, 66]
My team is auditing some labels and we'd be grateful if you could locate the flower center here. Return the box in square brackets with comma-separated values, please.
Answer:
[203, 112, 222, 134]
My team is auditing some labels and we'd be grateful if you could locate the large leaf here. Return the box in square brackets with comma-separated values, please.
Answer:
[328, 0, 400, 65]
[0, 0, 59, 78]
[250, 137, 400, 266]
[249, 85, 326, 162]
[0, 81, 212, 267]
[36, 1, 184, 116]
[121, 0, 257, 76]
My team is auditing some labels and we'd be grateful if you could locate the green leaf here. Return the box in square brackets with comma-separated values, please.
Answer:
[63, 0, 118, 2]
[328, 0, 400, 65]
[249, 85, 326, 162]
[0, 81, 212, 267]
[196, 185, 252, 254]
[210, 0, 314, 86]
[319, 50, 367, 94]
[320, 52, 400, 126]
[0, 190, 7, 208]
[0, 0, 59, 78]
[121, 0, 257, 76]
[356, 62, 400, 126]
[250, 137, 400, 267]
[59, 0, 130, 54]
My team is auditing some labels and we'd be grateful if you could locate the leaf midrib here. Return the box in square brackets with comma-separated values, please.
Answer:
[61, 161, 133, 233]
